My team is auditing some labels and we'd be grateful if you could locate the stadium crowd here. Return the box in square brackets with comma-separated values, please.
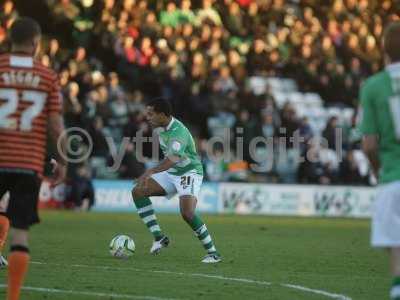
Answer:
[1, 0, 399, 185]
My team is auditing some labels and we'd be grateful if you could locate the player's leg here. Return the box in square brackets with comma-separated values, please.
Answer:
[176, 173, 221, 263]
[7, 229, 29, 300]
[0, 190, 10, 268]
[6, 173, 41, 300]
[131, 171, 176, 254]
[371, 182, 400, 300]
[390, 248, 400, 300]
[132, 178, 165, 240]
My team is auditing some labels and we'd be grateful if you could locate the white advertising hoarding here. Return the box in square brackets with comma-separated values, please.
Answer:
[218, 183, 376, 218]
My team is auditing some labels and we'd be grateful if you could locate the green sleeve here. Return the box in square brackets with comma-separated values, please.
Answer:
[359, 81, 378, 135]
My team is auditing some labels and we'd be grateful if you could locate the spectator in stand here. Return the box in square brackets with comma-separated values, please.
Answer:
[160, 2, 181, 28]
[280, 103, 300, 148]
[260, 113, 276, 140]
[138, 37, 154, 67]
[224, 2, 246, 37]
[234, 109, 260, 162]
[323, 116, 340, 150]
[247, 39, 269, 75]
[52, 0, 80, 44]
[109, 93, 129, 142]
[107, 72, 124, 101]
[94, 85, 110, 122]
[73, 46, 90, 76]
[213, 66, 238, 95]
[197, 0, 222, 26]
[141, 11, 161, 39]
[0, 0, 17, 28]
[298, 117, 313, 144]
[88, 117, 110, 158]
[63, 82, 82, 127]
[68, 164, 95, 211]
[45, 38, 63, 71]
[179, 0, 196, 25]
[298, 141, 339, 185]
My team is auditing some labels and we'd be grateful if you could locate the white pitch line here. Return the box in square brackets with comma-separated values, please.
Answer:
[0, 284, 178, 300]
[31, 261, 352, 300]
[281, 284, 352, 300]
[191, 273, 271, 286]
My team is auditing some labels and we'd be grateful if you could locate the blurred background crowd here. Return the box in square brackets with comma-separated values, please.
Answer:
[1, 0, 399, 185]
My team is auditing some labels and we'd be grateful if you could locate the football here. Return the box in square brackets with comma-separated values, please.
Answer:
[109, 234, 135, 259]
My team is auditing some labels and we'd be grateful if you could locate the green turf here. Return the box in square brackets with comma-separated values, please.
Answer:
[0, 212, 390, 299]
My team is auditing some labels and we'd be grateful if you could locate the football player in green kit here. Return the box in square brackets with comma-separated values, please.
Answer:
[359, 22, 400, 300]
[131, 97, 221, 263]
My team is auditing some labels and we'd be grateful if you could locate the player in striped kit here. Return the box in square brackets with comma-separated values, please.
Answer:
[0, 18, 67, 300]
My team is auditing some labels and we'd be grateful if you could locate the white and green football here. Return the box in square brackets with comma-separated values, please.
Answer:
[109, 234, 135, 259]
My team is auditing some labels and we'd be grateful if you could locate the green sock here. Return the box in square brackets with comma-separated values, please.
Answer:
[391, 277, 400, 300]
[189, 215, 217, 254]
[133, 197, 163, 240]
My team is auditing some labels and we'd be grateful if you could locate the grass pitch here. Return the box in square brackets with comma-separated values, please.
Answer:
[0, 211, 389, 299]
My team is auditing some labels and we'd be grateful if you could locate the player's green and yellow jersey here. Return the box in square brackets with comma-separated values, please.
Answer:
[359, 62, 400, 183]
[158, 117, 203, 176]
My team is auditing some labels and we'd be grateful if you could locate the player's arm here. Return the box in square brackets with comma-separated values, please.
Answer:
[48, 113, 66, 162]
[139, 138, 186, 182]
[47, 74, 68, 185]
[362, 135, 380, 176]
[48, 109, 68, 185]
[137, 156, 180, 186]
[358, 80, 380, 177]
[142, 156, 180, 176]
